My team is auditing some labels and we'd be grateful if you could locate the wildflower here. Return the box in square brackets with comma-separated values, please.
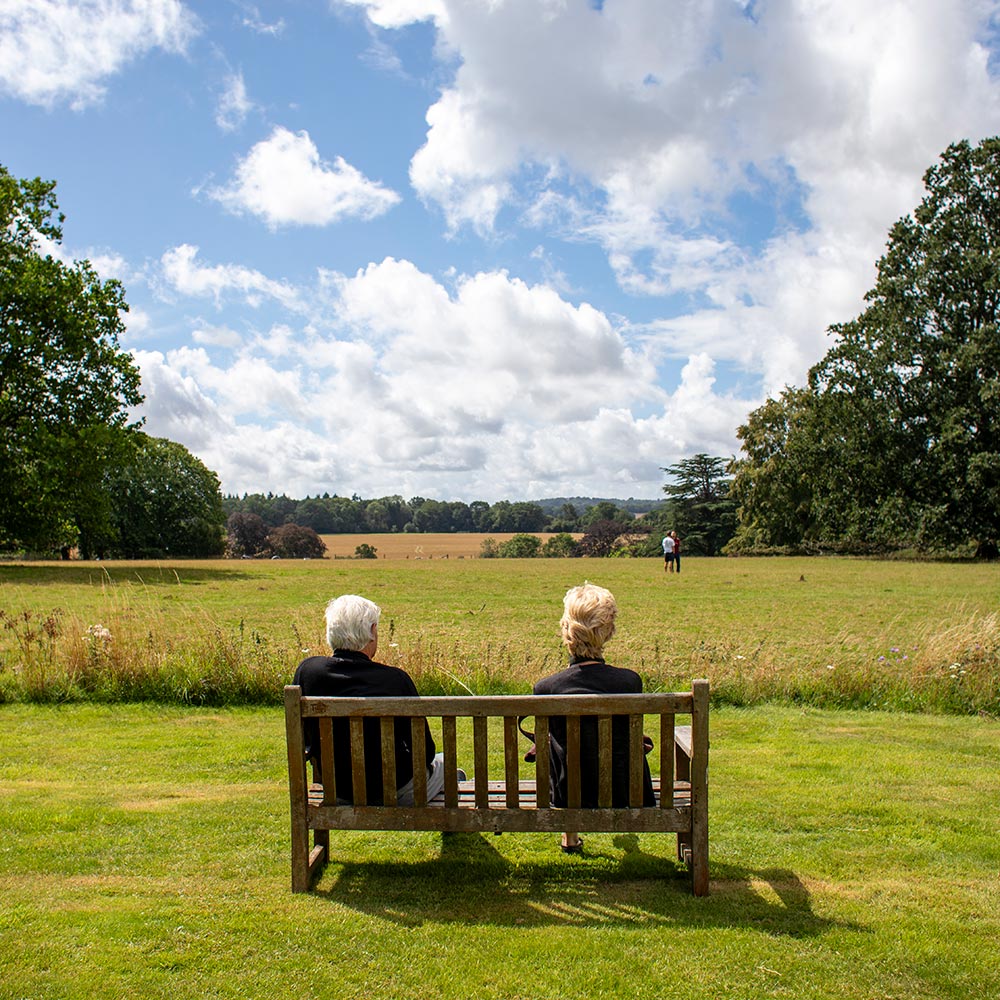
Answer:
[826, 664, 835, 670]
[84, 624, 112, 643]
[878, 656, 886, 662]
[735, 655, 746, 660]
[890, 647, 900, 653]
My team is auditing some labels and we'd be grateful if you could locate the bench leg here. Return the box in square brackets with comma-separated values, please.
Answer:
[291, 807, 312, 892]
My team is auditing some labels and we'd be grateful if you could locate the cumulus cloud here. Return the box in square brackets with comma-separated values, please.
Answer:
[0, 0, 197, 108]
[136, 254, 756, 498]
[160, 244, 303, 311]
[208, 127, 401, 228]
[351, 0, 1000, 399]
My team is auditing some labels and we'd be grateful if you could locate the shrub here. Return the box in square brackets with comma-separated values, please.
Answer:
[542, 533, 579, 558]
[266, 523, 326, 559]
[498, 534, 542, 558]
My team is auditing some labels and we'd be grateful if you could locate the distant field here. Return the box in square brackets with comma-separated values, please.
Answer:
[320, 531, 580, 559]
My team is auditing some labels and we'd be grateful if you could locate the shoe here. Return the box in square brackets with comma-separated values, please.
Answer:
[456, 768, 467, 781]
[561, 837, 584, 854]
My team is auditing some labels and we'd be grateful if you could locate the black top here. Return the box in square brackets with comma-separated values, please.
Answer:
[292, 650, 436, 804]
[533, 658, 655, 807]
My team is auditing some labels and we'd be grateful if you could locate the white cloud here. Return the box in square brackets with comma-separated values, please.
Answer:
[160, 244, 303, 311]
[335, 0, 445, 30]
[191, 323, 243, 349]
[216, 71, 254, 131]
[238, 3, 285, 36]
[353, 0, 1000, 401]
[0, 0, 197, 109]
[209, 127, 401, 228]
[135, 256, 757, 498]
[131, 349, 230, 450]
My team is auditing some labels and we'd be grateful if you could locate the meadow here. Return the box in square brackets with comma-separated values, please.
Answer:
[1, 547, 998, 713]
[2, 551, 999, 997]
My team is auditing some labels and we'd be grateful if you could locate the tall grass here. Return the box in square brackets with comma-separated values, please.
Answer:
[1, 590, 998, 713]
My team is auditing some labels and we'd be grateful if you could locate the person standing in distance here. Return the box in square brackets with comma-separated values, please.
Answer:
[662, 532, 675, 572]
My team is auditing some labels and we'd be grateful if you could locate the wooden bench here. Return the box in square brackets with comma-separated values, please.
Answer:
[284, 679, 709, 895]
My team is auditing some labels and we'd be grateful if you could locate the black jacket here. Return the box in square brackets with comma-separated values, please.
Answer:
[533, 658, 655, 807]
[293, 650, 436, 804]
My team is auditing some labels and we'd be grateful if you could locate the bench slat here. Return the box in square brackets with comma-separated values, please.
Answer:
[442, 716, 458, 808]
[380, 717, 396, 806]
[300, 693, 693, 717]
[319, 716, 336, 805]
[349, 717, 367, 807]
[659, 714, 674, 809]
[598, 715, 612, 808]
[566, 715, 581, 808]
[629, 714, 643, 808]
[535, 715, 550, 808]
[473, 716, 489, 808]
[503, 716, 520, 809]
[411, 718, 427, 807]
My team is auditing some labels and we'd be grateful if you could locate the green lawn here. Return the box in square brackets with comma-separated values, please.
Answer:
[2, 703, 998, 999]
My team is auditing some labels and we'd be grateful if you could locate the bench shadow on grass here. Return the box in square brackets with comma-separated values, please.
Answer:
[315, 832, 863, 937]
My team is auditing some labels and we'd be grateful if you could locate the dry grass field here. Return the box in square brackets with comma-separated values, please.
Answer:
[320, 532, 581, 559]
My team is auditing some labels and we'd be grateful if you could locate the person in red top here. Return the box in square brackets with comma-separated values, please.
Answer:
[671, 530, 681, 573]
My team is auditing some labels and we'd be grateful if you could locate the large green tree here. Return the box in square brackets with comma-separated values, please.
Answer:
[0, 166, 143, 553]
[731, 137, 1000, 555]
[103, 436, 226, 558]
[659, 454, 737, 555]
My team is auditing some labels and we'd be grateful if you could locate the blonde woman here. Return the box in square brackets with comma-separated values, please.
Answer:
[533, 583, 655, 852]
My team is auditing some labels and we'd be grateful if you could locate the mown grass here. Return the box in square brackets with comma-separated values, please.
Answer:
[1, 556, 999, 713]
[1, 703, 998, 999]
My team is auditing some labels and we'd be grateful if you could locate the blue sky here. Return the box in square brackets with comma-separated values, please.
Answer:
[4, 0, 1000, 501]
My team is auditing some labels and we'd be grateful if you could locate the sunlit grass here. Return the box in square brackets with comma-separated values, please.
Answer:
[1, 703, 998, 999]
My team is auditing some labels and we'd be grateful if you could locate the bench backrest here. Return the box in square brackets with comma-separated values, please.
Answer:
[285, 683, 709, 811]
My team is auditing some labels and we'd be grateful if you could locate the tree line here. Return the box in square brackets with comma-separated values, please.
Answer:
[223, 494, 635, 536]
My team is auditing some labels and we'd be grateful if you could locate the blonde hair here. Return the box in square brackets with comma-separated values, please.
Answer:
[560, 582, 617, 659]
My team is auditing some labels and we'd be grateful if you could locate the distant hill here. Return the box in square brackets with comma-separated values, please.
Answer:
[529, 496, 665, 515]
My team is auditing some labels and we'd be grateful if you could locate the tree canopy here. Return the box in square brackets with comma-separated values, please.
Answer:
[0, 165, 143, 553]
[103, 436, 226, 558]
[730, 137, 1000, 555]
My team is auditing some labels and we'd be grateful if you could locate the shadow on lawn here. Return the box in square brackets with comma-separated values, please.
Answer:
[0, 564, 252, 587]
[316, 832, 862, 936]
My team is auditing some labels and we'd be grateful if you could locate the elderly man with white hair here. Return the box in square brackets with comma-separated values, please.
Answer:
[293, 594, 452, 805]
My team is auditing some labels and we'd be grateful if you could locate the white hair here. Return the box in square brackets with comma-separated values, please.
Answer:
[325, 594, 381, 652]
